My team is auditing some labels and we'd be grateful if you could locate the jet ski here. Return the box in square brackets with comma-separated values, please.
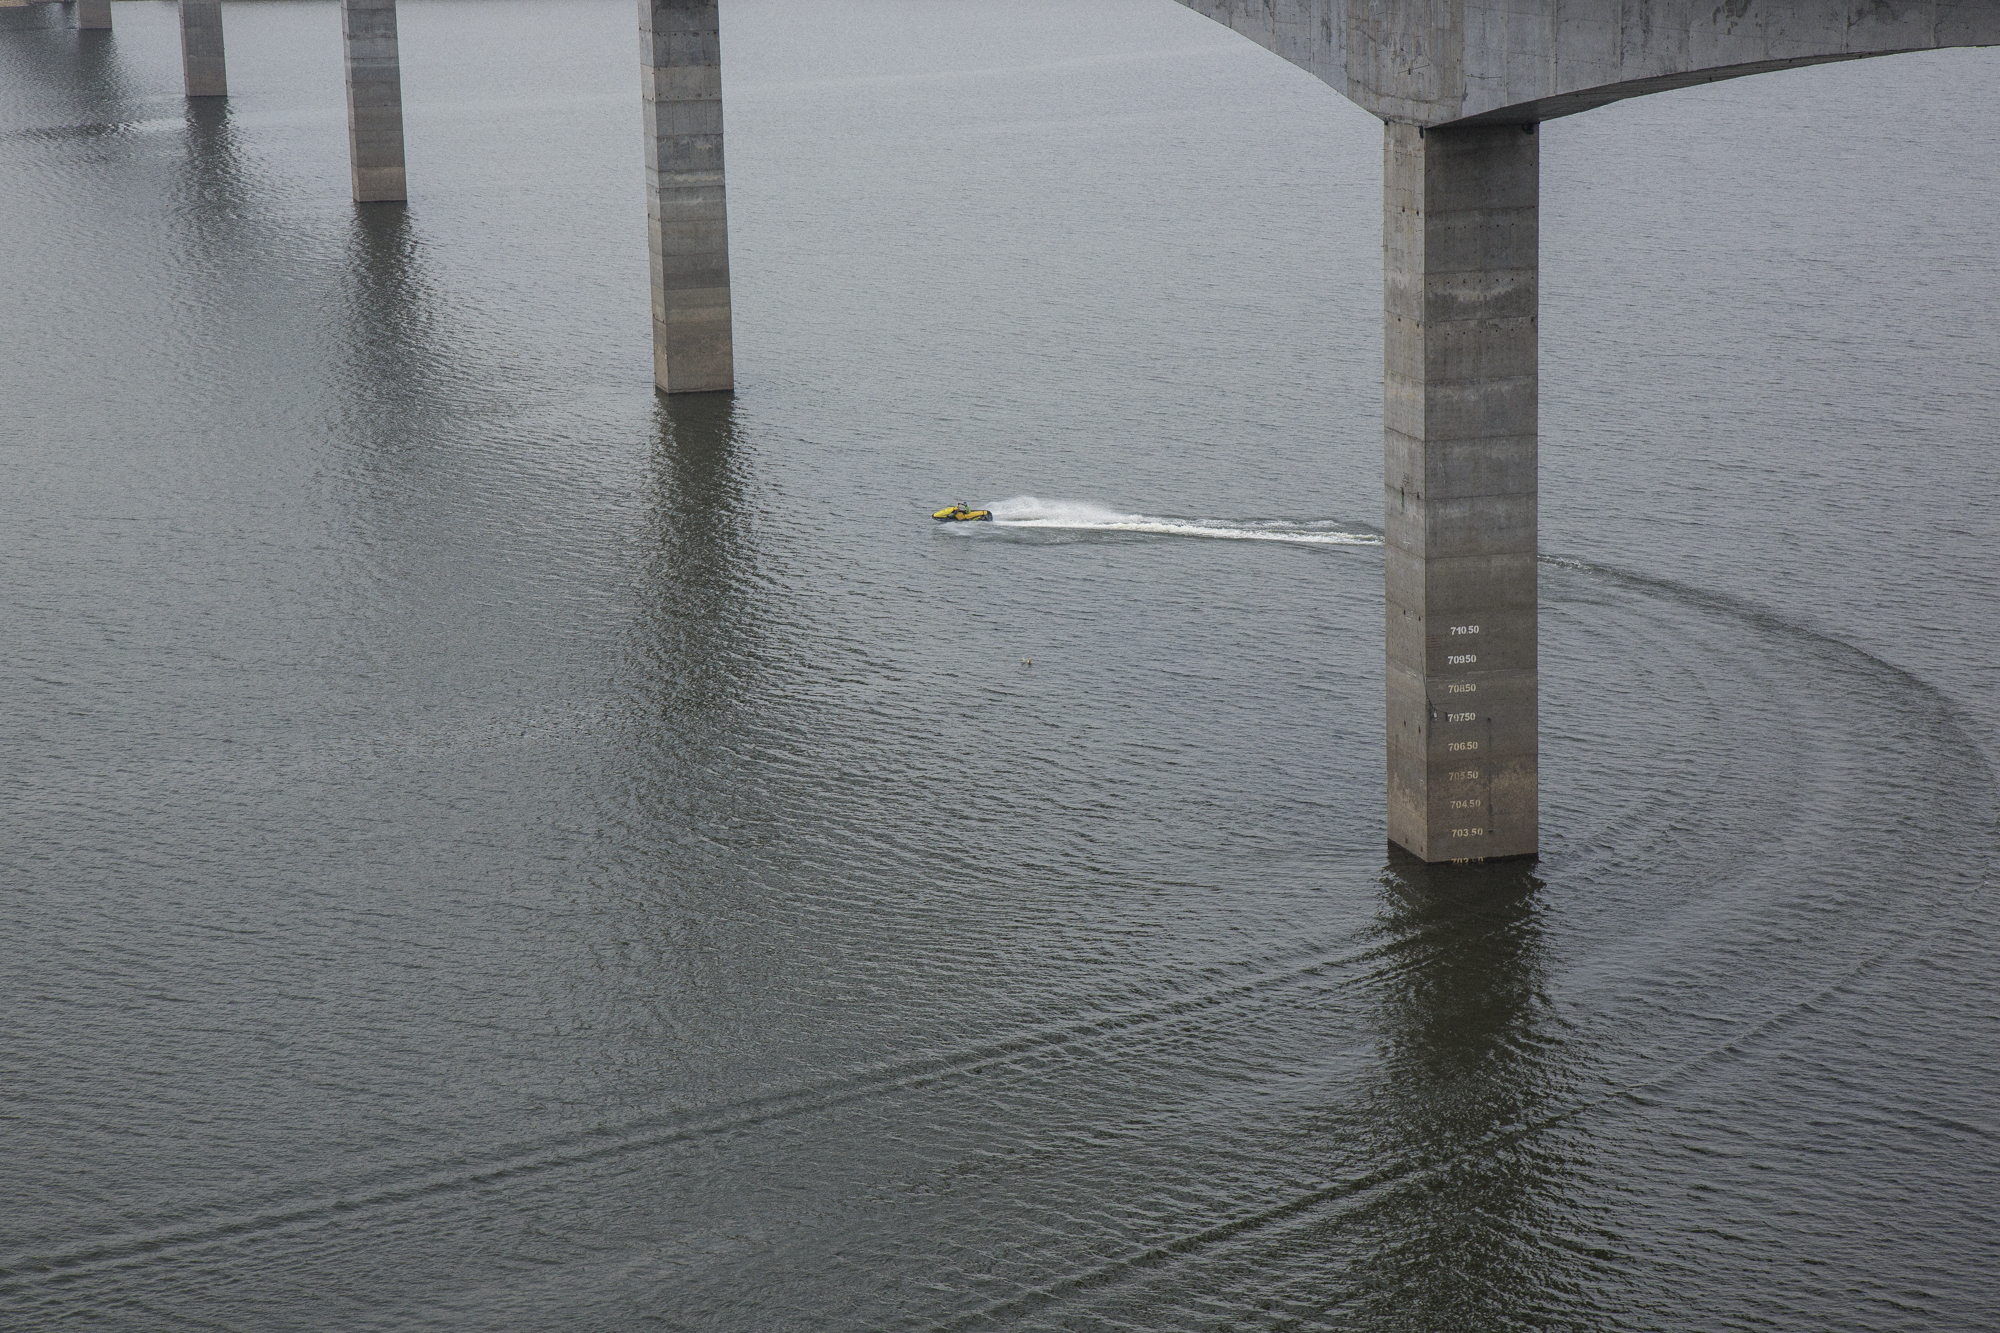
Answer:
[932, 502, 993, 523]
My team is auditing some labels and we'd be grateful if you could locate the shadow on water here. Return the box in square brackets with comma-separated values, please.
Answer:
[630, 393, 766, 731]
[175, 95, 244, 211]
[164, 97, 269, 315]
[1306, 852, 1576, 1330]
[335, 204, 449, 441]
[0, 3, 64, 35]
[345, 205, 427, 349]
[0, 6, 143, 130]
[592, 393, 773, 873]
[576, 393, 786, 1005]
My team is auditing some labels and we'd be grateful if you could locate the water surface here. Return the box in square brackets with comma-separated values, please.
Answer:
[3, 2, 1997, 1328]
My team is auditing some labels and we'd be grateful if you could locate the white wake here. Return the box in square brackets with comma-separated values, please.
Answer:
[971, 496, 1380, 547]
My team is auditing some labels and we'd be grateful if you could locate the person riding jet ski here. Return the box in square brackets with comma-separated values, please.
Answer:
[932, 502, 992, 522]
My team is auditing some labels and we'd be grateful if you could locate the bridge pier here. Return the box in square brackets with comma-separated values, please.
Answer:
[177, 0, 225, 98]
[76, 0, 110, 31]
[341, 0, 406, 202]
[640, 0, 734, 394]
[1162, 3, 1999, 863]
[1383, 122, 1539, 862]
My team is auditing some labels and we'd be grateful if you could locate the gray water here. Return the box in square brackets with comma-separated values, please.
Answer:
[3, 2, 1998, 1328]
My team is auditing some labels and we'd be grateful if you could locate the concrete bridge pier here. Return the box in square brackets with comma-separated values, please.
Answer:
[177, 0, 225, 98]
[640, 0, 733, 394]
[341, 0, 406, 202]
[76, 0, 110, 30]
[1384, 122, 1539, 862]
[1162, 0, 2000, 861]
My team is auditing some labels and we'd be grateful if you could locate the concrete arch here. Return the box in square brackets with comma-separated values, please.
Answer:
[1174, 1, 2000, 126]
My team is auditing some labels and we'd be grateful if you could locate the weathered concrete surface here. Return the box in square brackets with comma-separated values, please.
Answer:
[1176, 1, 2000, 125]
[75, 0, 109, 30]
[342, 0, 406, 202]
[640, 0, 734, 394]
[177, 0, 225, 99]
[1384, 122, 1538, 861]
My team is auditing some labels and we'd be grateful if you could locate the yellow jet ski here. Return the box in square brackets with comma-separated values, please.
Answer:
[932, 502, 993, 523]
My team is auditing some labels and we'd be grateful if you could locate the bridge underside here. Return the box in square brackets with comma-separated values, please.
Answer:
[1446, 51, 1891, 124]
[1176, 1, 2000, 128]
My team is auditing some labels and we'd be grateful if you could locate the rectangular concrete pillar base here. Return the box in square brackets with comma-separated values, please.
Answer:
[77, 0, 111, 31]
[178, 0, 226, 98]
[652, 312, 734, 395]
[1383, 121, 1540, 864]
[351, 168, 407, 205]
[643, 0, 735, 396]
[343, 0, 408, 204]
[1388, 842, 1539, 867]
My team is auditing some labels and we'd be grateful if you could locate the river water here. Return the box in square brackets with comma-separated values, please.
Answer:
[3, 2, 1997, 1328]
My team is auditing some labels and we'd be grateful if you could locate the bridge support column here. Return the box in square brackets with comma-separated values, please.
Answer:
[177, 0, 225, 98]
[76, 0, 110, 31]
[1384, 121, 1539, 862]
[640, 0, 733, 394]
[342, 0, 406, 202]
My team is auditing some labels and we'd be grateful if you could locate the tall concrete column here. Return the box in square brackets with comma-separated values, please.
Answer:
[1384, 121, 1539, 862]
[640, 0, 733, 394]
[177, 0, 225, 98]
[341, 0, 406, 202]
[76, 0, 111, 31]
